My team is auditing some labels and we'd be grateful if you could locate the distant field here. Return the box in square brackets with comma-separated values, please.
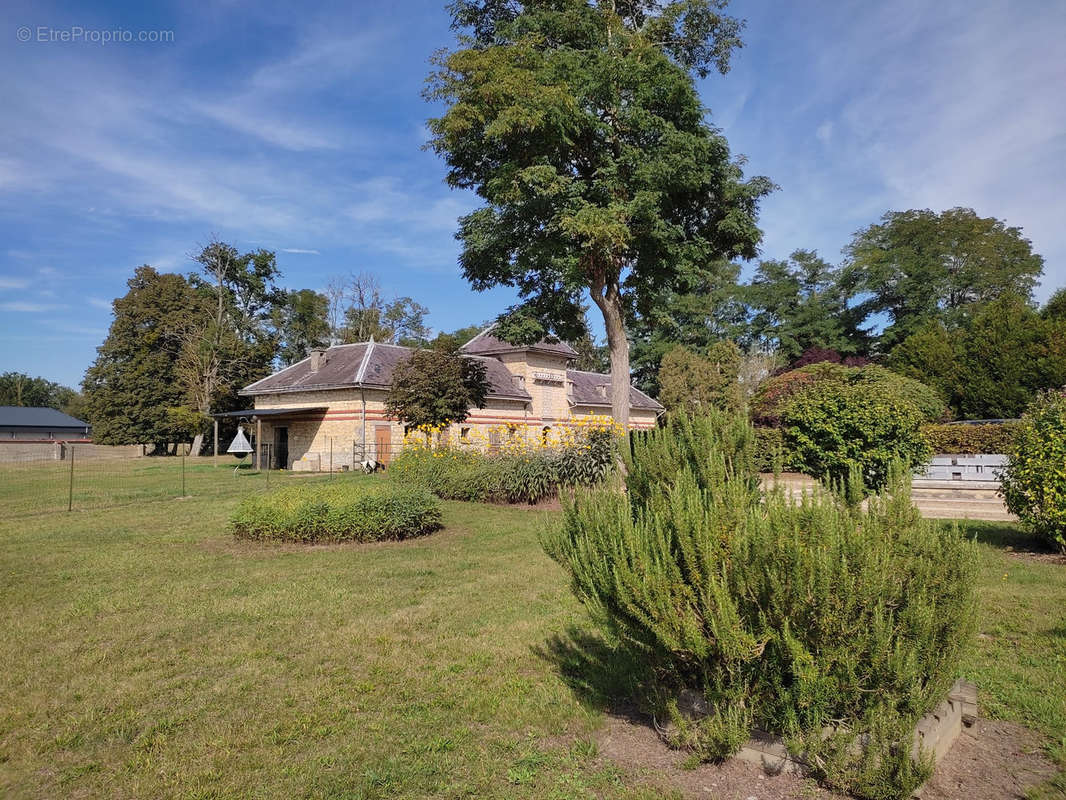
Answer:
[0, 480, 1063, 798]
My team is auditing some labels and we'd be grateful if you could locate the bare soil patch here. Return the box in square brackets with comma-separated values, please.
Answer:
[594, 713, 1057, 800]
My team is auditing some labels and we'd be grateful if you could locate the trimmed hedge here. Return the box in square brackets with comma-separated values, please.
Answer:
[545, 413, 978, 799]
[230, 481, 442, 543]
[921, 422, 1019, 454]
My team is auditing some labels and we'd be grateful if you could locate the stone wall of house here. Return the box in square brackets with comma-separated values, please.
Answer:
[496, 351, 570, 422]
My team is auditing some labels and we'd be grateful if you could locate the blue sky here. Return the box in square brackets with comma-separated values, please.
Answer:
[2, 0, 1064, 387]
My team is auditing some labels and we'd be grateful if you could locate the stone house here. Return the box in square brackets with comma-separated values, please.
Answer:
[229, 326, 663, 470]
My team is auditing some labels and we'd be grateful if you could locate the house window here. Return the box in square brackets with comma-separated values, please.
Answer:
[460, 427, 470, 440]
[541, 426, 551, 443]
[507, 424, 519, 438]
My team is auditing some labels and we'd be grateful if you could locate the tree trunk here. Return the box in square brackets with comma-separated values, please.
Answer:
[190, 432, 204, 457]
[592, 281, 631, 431]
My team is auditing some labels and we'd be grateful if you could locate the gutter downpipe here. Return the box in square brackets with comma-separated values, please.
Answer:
[360, 389, 367, 462]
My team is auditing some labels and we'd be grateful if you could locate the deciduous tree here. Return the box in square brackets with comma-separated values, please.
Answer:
[426, 0, 772, 428]
[385, 345, 490, 430]
[844, 208, 1044, 350]
[657, 342, 741, 414]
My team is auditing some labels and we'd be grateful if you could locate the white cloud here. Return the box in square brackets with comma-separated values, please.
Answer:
[0, 302, 67, 312]
[0, 277, 30, 289]
[280, 248, 321, 255]
[87, 297, 112, 310]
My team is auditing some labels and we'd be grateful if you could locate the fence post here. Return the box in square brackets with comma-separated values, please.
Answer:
[181, 453, 186, 497]
[67, 444, 75, 512]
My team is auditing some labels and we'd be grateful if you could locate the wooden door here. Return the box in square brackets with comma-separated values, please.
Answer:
[374, 425, 392, 465]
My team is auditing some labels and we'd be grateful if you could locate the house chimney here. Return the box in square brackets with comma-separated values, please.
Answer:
[512, 374, 526, 390]
[310, 347, 327, 373]
[596, 383, 608, 400]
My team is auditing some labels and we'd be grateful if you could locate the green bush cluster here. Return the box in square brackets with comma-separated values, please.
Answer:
[544, 413, 978, 799]
[921, 422, 1019, 454]
[753, 362, 948, 426]
[782, 381, 931, 493]
[230, 481, 442, 543]
[388, 429, 615, 505]
[1000, 390, 1066, 552]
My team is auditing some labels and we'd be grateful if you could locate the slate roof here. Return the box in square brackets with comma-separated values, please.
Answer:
[0, 406, 90, 429]
[241, 341, 532, 401]
[460, 324, 579, 359]
[566, 370, 664, 411]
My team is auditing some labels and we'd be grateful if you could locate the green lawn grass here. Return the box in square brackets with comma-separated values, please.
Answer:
[1, 468, 1063, 798]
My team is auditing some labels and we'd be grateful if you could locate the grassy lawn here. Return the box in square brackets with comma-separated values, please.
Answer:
[1, 467, 1064, 798]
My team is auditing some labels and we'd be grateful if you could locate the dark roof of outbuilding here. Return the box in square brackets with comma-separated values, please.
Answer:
[460, 324, 579, 358]
[566, 370, 664, 411]
[241, 341, 533, 401]
[0, 406, 90, 428]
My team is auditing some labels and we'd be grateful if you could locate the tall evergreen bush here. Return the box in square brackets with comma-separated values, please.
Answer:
[544, 413, 977, 799]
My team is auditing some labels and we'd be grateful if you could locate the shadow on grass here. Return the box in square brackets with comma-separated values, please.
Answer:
[533, 625, 651, 725]
[950, 519, 1053, 553]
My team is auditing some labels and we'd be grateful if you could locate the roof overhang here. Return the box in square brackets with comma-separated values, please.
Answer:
[211, 406, 329, 419]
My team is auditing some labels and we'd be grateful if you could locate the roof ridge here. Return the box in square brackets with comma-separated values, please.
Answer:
[460, 323, 497, 351]
[354, 340, 374, 384]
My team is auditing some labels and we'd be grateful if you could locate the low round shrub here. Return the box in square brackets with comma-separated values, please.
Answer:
[782, 381, 931, 492]
[230, 481, 442, 543]
[545, 413, 978, 799]
[1000, 390, 1066, 551]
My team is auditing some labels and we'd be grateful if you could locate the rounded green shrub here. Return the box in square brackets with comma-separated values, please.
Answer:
[230, 480, 442, 543]
[753, 363, 948, 426]
[544, 413, 977, 800]
[782, 382, 931, 492]
[1000, 390, 1066, 551]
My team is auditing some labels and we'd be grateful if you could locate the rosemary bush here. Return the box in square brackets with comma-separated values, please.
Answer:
[544, 412, 977, 799]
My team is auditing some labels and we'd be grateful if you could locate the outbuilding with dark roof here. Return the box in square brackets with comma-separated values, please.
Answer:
[0, 407, 91, 441]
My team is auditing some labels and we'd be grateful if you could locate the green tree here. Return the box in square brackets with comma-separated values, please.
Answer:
[657, 342, 741, 414]
[385, 345, 491, 430]
[426, 0, 772, 428]
[888, 295, 1066, 419]
[0, 373, 81, 413]
[1041, 287, 1066, 321]
[844, 208, 1044, 350]
[569, 328, 610, 373]
[182, 240, 285, 453]
[432, 322, 488, 351]
[273, 289, 331, 365]
[83, 266, 208, 451]
[745, 249, 865, 362]
[628, 259, 748, 395]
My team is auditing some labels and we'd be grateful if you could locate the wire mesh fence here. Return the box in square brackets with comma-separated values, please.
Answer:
[0, 444, 312, 519]
[0, 436, 421, 519]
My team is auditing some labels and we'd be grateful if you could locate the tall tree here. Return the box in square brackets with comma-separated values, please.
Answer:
[273, 289, 331, 365]
[844, 208, 1044, 351]
[745, 249, 864, 362]
[333, 272, 431, 346]
[426, 0, 771, 428]
[182, 240, 284, 453]
[82, 267, 208, 451]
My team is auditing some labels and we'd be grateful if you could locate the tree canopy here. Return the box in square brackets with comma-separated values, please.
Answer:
[426, 0, 771, 426]
[844, 207, 1044, 350]
[0, 372, 81, 415]
[657, 342, 742, 414]
[385, 345, 491, 430]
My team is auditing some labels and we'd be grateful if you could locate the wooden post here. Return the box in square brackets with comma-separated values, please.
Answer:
[67, 445, 75, 512]
[256, 417, 262, 472]
[213, 418, 218, 467]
